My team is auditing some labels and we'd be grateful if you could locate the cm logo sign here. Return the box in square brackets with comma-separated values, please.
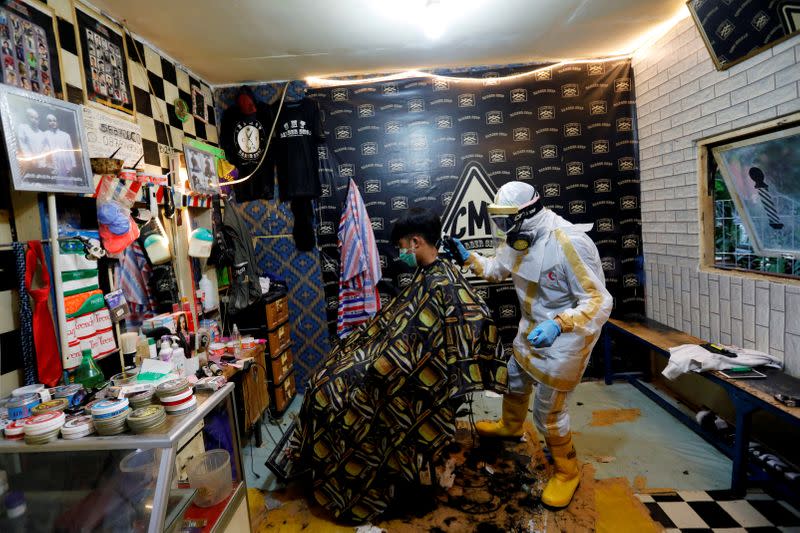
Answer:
[447, 200, 490, 239]
[441, 162, 498, 254]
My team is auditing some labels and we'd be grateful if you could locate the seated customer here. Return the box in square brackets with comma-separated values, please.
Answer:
[290, 208, 507, 523]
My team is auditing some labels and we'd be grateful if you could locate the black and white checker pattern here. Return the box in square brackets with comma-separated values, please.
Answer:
[45, 0, 218, 176]
[640, 490, 800, 531]
[0, 0, 220, 385]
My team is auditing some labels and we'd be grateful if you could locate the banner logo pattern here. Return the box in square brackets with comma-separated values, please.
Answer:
[311, 61, 643, 336]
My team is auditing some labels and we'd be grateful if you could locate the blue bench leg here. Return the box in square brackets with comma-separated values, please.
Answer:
[730, 391, 757, 496]
[604, 329, 613, 385]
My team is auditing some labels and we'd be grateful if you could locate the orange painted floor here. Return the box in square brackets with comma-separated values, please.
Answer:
[242, 382, 734, 531]
[247, 422, 660, 532]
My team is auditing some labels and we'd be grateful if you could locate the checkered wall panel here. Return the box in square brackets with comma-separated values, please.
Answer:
[44, 0, 217, 175]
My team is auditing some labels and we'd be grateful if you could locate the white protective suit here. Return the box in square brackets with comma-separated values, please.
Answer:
[468, 210, 612, 391]
[467, 182, 615, 508]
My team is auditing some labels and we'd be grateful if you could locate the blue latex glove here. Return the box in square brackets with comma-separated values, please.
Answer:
[450, 237, 471, 263]
[528, 319, 561, 348]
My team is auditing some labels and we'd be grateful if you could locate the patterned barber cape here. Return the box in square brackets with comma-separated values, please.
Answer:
[290, 258, 507, 523]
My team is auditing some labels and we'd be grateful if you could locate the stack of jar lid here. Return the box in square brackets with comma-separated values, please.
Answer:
[91, 398, 131, 436]
[53, 384, 85, 408]
[61, 415, 95, 440]
[127, 405, 167, 434]
[129, 386, 155, 410]
[156, 378, 196, 415]
[7, 393, 41, 421]
[31, 398, 69, 416]
[24, 412, 66, 445]
[3, 419, 27, 440]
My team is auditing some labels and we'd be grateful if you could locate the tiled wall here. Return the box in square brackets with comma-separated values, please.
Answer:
[45, 0, 217, 173]
[633, 17, 800, 376]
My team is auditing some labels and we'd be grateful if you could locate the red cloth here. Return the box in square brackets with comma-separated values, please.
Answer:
[25, 241, 62, 386]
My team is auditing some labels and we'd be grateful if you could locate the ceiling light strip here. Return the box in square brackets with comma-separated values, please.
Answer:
[305, 54, 632, 87]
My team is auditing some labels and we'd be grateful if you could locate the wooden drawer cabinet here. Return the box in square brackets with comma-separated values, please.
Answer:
[269, 346, 293, 384]
[266, 321, 291, 356]
[269, 370, 296, 416]
[265, 294, 289, 329]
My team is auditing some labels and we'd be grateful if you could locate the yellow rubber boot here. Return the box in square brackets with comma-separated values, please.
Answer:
[475, 393, 530, 438]
[541, 433, 581, 508]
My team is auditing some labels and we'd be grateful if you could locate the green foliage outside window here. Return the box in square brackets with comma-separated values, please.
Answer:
[713, 163, 800, 278]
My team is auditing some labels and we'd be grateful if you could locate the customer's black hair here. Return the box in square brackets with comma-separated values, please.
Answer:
[391, 208, 442, 246]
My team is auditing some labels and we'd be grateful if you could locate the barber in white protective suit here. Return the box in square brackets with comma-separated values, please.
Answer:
[449, 181, 613, 508]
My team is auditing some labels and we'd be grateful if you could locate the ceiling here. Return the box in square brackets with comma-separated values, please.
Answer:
[90, 0, 687, 86]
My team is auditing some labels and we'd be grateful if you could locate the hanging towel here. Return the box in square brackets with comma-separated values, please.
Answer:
[117, 240, 155, 310]
[13, 242, 37, 385]
[337, 179, 381, 336]
[25, 241, 62, 387]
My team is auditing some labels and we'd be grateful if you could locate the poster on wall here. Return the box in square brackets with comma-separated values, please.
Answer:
[82, 106, 143, 168]
[0, 0, 65, 100]
[712, 124, 800, 258]
[0, 83, 92, 193]
[74, 3, 134, 115]
[688, 0, 800, 70]
[191, 85, 208, 123]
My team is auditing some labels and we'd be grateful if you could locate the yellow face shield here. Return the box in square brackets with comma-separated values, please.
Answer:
[487, 204, 518, 250]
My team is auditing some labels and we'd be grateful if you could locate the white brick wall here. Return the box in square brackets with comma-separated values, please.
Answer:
[633, 18, 800, 377]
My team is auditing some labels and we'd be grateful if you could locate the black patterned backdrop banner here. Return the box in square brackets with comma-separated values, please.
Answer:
[688, 0, 800, 70]
[309, 61, 645, 341]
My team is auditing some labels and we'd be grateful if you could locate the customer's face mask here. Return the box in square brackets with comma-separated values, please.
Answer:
[398, 238, 418, 268]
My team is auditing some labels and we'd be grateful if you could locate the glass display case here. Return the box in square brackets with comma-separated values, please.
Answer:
[0, 383, 247, 533]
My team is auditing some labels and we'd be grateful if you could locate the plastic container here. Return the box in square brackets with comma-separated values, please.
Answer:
[187, 449, 232, 507]
[188, 228, 214, 258]
[208, 343, 225, 358]
[119, 448, 158, 484]
[7, 394, 40, 420]
[111, 367, 139, 386]
[143, 234, 171, 265]
[199, 273, 218, 312]
[11, 384, 46, 398]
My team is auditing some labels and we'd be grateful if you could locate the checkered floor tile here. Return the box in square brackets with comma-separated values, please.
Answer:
[639, 490, 800, 531]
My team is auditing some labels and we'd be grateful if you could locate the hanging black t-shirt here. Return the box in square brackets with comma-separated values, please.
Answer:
[273, 98, 325, 200]
[220, 97, 275, 201]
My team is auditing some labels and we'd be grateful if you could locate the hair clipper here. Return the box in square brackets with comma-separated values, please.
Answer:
[440, 235, 466, 266]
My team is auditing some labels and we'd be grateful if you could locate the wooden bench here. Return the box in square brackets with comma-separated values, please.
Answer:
[602, 317, 800, 497]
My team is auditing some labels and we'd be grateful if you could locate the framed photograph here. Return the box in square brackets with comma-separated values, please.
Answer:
[191, 85, 208, 123]
[74, 2, 134, 115]
[712, 123, 800, 257]
[687, 0, 800, 71]
[0, 0, 65, 100]
[183, 142, 218, 194]
[0, 83, 93, 193]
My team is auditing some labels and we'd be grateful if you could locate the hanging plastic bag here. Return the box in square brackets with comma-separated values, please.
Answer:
[95, 175, 141, 256]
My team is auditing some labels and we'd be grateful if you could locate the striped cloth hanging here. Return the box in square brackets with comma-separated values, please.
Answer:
[337, 179, 382, 337]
